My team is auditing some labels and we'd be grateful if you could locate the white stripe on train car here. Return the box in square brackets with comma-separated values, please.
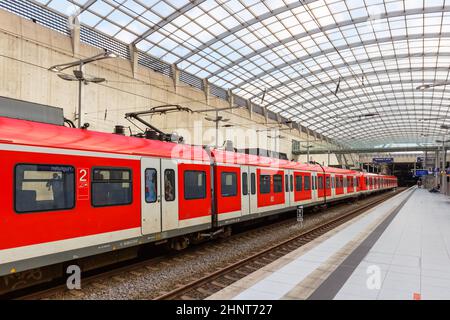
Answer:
[178, 216, 212, 229]
[0, 228, 142, 264]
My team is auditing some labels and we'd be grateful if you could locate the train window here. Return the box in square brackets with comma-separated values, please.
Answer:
[242, 172, 248, 196]
[326, 177, 330, 189]
[15, 164, 75, 213]
[221, 172, 237, 197]
[144, 169, 157, 203]
[318, 176, 324, 190]
[337, 177, 341, 188]
[331, 177, 335, 189]
[311, 176, 315, 190]
[92, 168, 132, 207]
[184, 171, 206, 200]
[251, 173, 256, 195]
[164, 169, 176, 202]
[285, 174, 289, 192]
[304, 176, 311, 191]
[273, 175, 283, 193]
[290, 175, 294, 192]
[295, 176, 303, 191]
[260, 175, 271, 194]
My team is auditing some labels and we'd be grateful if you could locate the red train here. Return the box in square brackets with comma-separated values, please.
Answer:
[0, 116, 397, 276]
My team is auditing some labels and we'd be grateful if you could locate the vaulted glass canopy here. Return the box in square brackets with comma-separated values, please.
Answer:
[27, 0, 450, 148]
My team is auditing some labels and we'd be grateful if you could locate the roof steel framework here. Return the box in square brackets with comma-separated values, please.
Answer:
[22, 0, 450, 148]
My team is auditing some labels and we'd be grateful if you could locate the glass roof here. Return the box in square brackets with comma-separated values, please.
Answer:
[31, 0, 450, 148]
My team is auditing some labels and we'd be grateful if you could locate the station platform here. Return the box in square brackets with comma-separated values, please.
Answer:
[208, 187, 450, 300]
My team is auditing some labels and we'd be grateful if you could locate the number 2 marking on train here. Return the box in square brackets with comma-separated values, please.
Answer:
[79, 169, 87, 182]
[77, 168, 90, 200]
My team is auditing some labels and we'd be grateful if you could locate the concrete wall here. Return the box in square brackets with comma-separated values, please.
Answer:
[0, 9, 341, 162]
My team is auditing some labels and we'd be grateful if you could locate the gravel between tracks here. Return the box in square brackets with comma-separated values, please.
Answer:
[47, 191, 395, 300]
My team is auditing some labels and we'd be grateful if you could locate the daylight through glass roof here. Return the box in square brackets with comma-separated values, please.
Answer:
[30, 0, 450, 148]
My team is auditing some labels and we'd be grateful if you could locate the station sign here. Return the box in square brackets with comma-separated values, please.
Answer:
[414, 170, 429, 177]
[373, 157, 394, 164]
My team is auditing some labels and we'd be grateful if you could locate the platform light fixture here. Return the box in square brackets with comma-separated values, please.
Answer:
[204, 115, 231, 148]
[48, 49, 117, 128]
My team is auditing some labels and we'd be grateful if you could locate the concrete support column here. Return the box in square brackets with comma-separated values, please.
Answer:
[70, 16, 80, 57]
[246, 99, 253, 119]
[306, 131, 310, 163]
[172, 64, 180, 92]
[203, 78, 210, 105]
[129, 44, 138, 78]
[263, 106, 269, 124]
[227, 89, 234, 112]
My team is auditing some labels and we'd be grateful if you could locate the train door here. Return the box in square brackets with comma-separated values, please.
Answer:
[343, 175, 347, 194]
[141, 157, 162, 235]
[330, 174, 336, 198]
[289, 171, 295, 205]
[249, 166, 258, 214]
[161, 158, 178, 231]
[317, 173, 324, 198]
[285, 170, 292, 208]
[325, 174, 331, 197]
[241, 165, 250, 216]
[311, 172, 318, 201]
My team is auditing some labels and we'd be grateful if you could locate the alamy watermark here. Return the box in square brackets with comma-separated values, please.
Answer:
[366, 265, 381, 290]
[66, 265, 81, 290]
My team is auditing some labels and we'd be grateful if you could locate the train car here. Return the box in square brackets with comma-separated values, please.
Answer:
[0, 116, 398, 279]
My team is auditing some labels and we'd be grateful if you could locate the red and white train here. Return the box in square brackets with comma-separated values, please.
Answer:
[0, 116, 397, 277]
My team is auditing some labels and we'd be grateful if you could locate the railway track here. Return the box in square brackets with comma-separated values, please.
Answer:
[154, 188, 406, 300]
[14, 189, 404, 300]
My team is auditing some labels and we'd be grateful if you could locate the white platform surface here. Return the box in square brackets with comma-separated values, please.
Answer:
[231, 189, 413, 300]
[335, 188, 450, 300]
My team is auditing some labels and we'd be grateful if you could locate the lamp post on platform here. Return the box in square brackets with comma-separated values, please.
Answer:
[49, 50, 117, 128]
